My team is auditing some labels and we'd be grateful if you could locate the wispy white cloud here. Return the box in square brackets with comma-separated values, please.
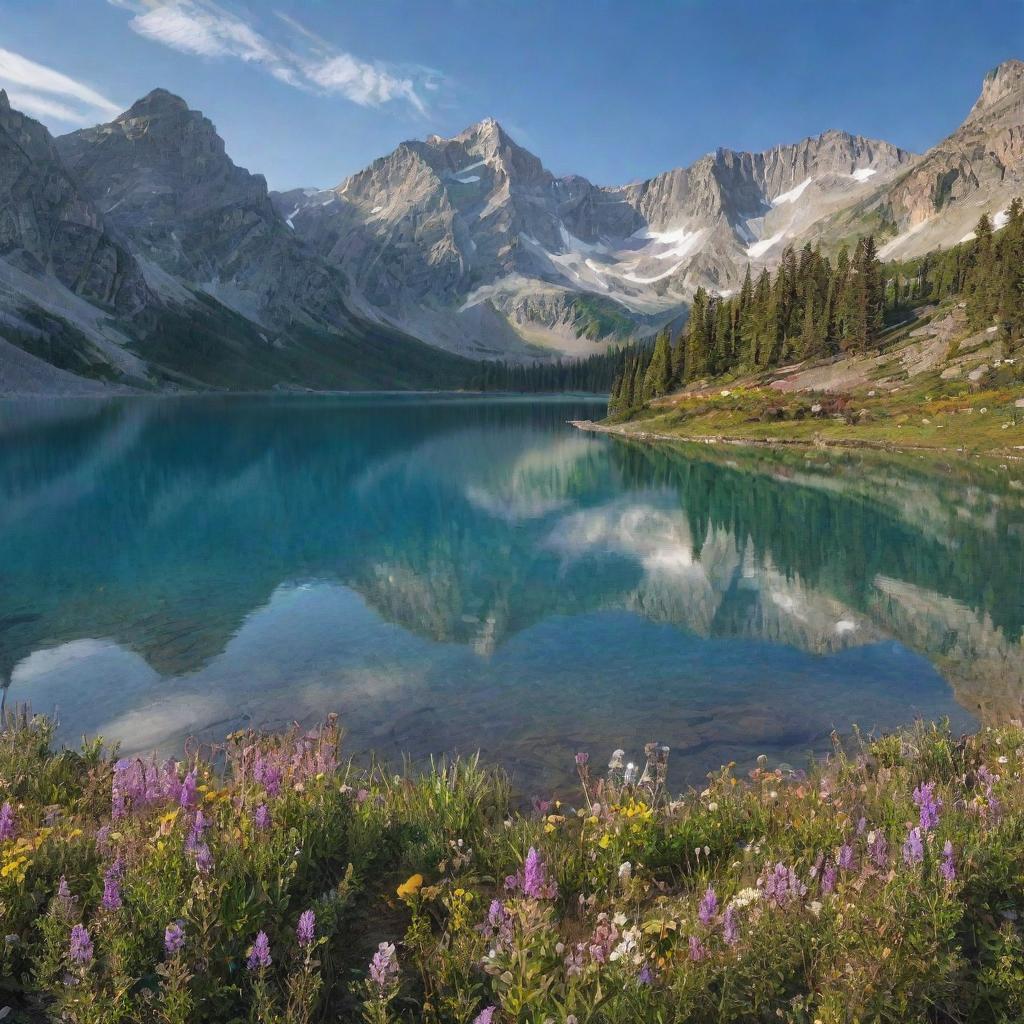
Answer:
[130, 3, 276, 62]
[111, 1, 441, 115]
[0, 47, 122, 125]
[3, 89, 85, 123]
[304, 54, 427, 114]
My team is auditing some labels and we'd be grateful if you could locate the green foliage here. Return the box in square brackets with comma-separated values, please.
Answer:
[4, 711, 1024, 1022]
[884, 198, 1024, 350]
[618, 199, 1024, 427]
[567, 294, 638, 341]
[471, 341, 644, 396]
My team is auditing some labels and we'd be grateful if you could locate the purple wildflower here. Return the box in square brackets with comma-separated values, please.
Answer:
[821, 862, 837, 895]
[688, 935, 707, 961]
[368, 941, 398, 990]
[253, 755, 283, 798]
[761, 862, 807, 907]
[564, 943, 586, 976]
[575, 752, 589, 766]
[856, 816, 867, 836]
[978, 764, 999, 796]
[940, 841, 956, 884]
[838, 844, 854, 871]
[57, 876, 73, 908]
[868, 831, 889, 869]
[246, 931, 272, 971]
[722, 905, 739, 946]
[185, 809, 208, 853]
[0, 801, 16, 841]
[473, 1008, 496, 1024]
[164, 922, 185, 955]
[69, 925, 93, 965]
[902, 826, 924, 865]
[913, 782, 943, 831]
[193, 843, 214, 875]
[111, 758, 138, 819]
[698, 886, 718, 926]
[517, 846, 557, 900]
[296, 909, 316, 947]
[101, 861, 122, 911]
[487, 899, 507, 928]
[587, 914, 619, 964]
[253, 804, 271, 830]
[179, 770, 198, 810]
[638, 963, 655, 985]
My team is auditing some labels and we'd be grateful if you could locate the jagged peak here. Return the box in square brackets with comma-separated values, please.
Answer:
[429, 117, 517, 151]
[456, 116, 505, 138]
[0, 89, 9, 112]
[121, 88, 192, 121]
[968, 58, 1024, 120]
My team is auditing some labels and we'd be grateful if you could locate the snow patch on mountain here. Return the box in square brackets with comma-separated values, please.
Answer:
[850, 167, 877, 182]
[772, 177, 814, 205]
[747, 230, 787, 258]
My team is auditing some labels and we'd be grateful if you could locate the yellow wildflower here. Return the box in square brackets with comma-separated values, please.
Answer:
[397, 873, 424, 898]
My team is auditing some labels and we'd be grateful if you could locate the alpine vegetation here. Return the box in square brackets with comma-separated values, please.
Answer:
[3, 709, 1024, 1022]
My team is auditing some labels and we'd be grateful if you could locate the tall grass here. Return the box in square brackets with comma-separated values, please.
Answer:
[2, 708, 1023, 1022]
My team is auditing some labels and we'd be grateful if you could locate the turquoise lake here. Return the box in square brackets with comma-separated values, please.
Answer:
[1, 395, 1022, 793]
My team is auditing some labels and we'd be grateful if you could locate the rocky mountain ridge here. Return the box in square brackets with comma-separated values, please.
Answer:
[278, 61, 1024, 358]
[0, 89, 475, 393]
[2, 61, 1024, 391]
[275, 122, 915, 357]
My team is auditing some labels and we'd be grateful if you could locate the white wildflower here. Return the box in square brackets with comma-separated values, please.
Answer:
[731, 887, 761, 909]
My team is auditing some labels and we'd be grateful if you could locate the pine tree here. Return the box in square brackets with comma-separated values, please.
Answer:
[633, 349, 649, 403]
[643, 331, 673, 399]
[621, 356, 636, 408]
[685, 288, 710, 381]
[670, 326, 686, 387]
[799, 292, 819, 358]
[997, 199, 1024, 346]
[966, 213, 999, 328]
[607, 371, 624, 414]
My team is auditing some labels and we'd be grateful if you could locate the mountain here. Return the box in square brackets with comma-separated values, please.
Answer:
[3, 62, 1024, 392]
[830, 59, 1024, 259]
[276, 122, 914, 358]
[0, 87, 155, 386]
[0, 89, 474, 394]
[55, 89, 360, 331]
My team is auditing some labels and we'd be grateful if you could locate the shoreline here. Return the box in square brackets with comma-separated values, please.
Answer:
[0, 388, 611, 402]
[571, 418, 1024, 460]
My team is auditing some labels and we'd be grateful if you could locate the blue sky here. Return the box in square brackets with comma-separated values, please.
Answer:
[2, 0, 1022, 190]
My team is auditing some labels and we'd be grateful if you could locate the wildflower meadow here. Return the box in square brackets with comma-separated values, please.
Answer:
[2, 707, 1024, 1023]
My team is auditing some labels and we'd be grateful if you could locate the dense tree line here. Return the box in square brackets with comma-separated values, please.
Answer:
[461, 202, 1024, 401]
[610, 234, 887, 412]
[609, 203, 1024, 413]
[465, 343, 644, 394]
[887, 198, 1024, 339]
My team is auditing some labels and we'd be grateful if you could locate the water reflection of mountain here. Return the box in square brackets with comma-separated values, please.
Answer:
[600, 442, 1024, 720]
[1, 396, 1022, 736]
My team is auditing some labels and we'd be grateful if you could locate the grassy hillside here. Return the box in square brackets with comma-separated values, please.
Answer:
[599, 301, 1023, 456]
